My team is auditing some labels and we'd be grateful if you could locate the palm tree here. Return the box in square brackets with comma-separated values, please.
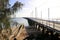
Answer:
[0, 0, 23, 30]
[0, 0, 23, 40]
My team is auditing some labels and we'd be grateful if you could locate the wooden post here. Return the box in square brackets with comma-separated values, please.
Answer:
[35, 7, 37, 18]
[48, 8, 50, 26]
[41, 11, 43, 24]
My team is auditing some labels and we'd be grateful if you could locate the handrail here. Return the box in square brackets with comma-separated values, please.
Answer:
[30, 18, 60, 31]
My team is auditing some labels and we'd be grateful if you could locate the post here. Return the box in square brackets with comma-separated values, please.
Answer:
[53, 21, 55, 29]
[48, 8, 50, 26]
[35, 7, 37, 18]
[31, 11, 33, 17]
[41, 11, 43, 24]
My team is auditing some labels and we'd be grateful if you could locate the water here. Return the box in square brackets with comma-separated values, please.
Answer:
[10, 17, 29, 27]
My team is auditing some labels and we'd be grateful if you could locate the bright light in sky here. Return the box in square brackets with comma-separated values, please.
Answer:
[10, 0, 60, 20]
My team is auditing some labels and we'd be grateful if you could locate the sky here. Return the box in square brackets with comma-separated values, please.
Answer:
[9, 0, 60, 20]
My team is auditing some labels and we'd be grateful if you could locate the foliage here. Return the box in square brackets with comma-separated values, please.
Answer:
[0, 0, 23, 40]
[0, 0, 23, 29]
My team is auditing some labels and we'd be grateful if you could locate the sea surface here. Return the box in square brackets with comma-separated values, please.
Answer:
[11, 17, 29, 27]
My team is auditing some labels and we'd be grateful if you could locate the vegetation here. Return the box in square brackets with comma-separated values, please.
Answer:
[0, 0, 23, 40]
